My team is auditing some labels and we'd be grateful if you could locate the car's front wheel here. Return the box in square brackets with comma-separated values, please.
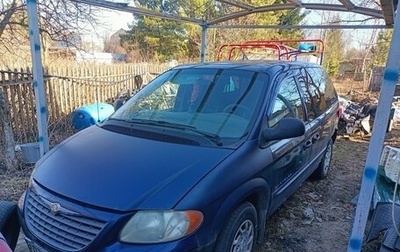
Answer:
[214, 202, 257, 252]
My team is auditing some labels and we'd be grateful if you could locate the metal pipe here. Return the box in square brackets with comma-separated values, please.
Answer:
[26, 0, 49, 157]
[200, 24, 207, 62]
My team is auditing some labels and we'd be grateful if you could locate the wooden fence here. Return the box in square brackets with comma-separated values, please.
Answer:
[0, 64, 170, 143]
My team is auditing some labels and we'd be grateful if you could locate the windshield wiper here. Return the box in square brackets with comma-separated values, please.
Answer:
[108, 118, 223, 146]
[164, 122, 223, 146]
[107, 117, 134, 123]
[129, 119, 223, 146]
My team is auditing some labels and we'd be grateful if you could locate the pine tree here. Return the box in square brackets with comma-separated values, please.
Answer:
[121, 0, 307, 62]
[121, 0, 193, 62]
[322, 17, 345, 77]
[371, 29, 392, 67]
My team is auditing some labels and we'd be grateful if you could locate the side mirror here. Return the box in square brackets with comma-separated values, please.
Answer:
[261, 117, 305, 142]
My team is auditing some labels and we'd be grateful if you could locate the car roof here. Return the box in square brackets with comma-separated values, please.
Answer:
[173, 60, 322, 73]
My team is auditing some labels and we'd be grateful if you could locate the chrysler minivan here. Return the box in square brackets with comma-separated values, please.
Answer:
[18, 60, 338, 252]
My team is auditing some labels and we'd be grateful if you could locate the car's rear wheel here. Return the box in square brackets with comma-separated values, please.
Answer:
[312, 140, 333, 179]
[214, 202, 257, 252]
[0, 200, 20, 250]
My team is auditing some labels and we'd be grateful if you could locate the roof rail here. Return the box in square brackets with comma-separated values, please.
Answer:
[217, 39, 325, 65]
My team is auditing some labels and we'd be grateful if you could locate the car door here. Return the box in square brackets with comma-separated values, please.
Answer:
[264, 72, 315, 209]
[297, 67, 334, 162]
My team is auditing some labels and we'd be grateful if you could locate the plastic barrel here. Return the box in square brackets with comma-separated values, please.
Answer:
[72, 103, 114, 131]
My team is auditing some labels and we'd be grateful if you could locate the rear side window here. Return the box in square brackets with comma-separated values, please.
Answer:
[318, 68, 337, 107]
[298, 66, 336, 120]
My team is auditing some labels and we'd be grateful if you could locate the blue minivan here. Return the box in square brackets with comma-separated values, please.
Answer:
[18, 60, 338, 252]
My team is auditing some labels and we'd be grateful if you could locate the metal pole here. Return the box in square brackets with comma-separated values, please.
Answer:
[347, 2, 400, 251]
[26, 0, 49, 156]
[200, 24, 208, 62]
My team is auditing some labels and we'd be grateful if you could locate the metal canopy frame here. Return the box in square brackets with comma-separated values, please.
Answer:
[66, 0, 397, 62]
[69, 0, 396, 28]
[25, 1, 399, 252]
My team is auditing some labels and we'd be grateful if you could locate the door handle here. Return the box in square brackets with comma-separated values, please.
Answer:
[304, 139, 312, 149]
[312, 134, 320, 143]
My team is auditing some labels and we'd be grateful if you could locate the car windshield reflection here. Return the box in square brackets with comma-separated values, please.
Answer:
[109, 68, 267, 143]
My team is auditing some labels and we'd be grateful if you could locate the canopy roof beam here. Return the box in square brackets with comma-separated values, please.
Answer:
[70, 0, 204, 24]
[69, 0, 395, 27]
[380, 0, 395, 26]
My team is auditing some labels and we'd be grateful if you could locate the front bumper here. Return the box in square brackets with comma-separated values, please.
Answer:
[18, 186, 213, 252]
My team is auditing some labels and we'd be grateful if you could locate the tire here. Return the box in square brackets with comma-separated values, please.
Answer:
[214, 202, 257, 252]
[0, 201, 20, 250]
[312, 140, 333, 180]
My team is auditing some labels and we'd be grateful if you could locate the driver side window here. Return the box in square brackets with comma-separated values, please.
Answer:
[268, 77, 304, 127]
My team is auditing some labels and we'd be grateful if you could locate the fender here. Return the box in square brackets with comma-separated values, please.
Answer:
[210, 177, 271, 244]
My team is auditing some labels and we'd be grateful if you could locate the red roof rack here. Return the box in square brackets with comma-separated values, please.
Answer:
[217, 39, 324, 65]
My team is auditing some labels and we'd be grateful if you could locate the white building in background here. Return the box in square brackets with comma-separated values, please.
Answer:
[296, 54, 320, 64]
[75, 51, 126, 64]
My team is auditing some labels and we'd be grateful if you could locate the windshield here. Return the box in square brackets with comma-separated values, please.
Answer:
[109, 67, 268, 145]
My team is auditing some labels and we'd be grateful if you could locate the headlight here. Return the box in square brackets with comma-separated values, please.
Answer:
[18, 168, 36, 211]
[29, 168, 36, 187]
[18, 191, 26, 211]
[120, 210, 203, 243]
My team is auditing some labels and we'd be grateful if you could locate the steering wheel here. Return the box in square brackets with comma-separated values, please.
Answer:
[224, 104, 252, 118]
[277, 94, 297, 118]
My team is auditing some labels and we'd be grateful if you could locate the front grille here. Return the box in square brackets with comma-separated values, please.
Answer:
[25, 189, 107, 251]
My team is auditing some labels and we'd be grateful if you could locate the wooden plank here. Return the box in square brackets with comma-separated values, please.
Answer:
[68, 66, 73, 110]
[25, 67, 36, 138]
[77, 67, 82, 106]
[57, 67, 64, 115]
[106, 66, 110, 102]
[54, 67, 62, 119]
[71, 67, 77, 109]
[87, 67, 92, 105]
[47, 67, 56, 123]
[28, 67, 38, 138]
[121, 65, 125, 95]
[63, 66, 69, 114]
[87, 67, 92, 104]
[9, 70, 22, 140]
[96, 66, 101, 103]
[95, 67, 102, 102]
[16, 69, 27, 141]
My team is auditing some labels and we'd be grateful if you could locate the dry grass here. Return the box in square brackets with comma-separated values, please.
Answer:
[0, 153, 33, 202]
[0, 118, 74, 203]
[333, 79, 367, 95]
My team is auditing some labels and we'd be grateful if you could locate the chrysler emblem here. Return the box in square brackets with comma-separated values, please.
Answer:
[50, 202, 61, 214]
[38, 195, 81, 216]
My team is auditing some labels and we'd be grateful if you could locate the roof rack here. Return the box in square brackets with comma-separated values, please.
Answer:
[217, 39, 324, 65]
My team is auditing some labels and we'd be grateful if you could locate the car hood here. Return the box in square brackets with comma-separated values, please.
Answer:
[33, 126, 233, 211]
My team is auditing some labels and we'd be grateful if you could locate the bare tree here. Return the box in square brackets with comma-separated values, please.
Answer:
[1, 0, 102, 168]
[1, 0, 102, 65]
[0, 89, 16, 170]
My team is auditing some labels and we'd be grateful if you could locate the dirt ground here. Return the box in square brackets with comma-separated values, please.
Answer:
[2, 80, 399, 251]
[258, 134, 376, 252]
